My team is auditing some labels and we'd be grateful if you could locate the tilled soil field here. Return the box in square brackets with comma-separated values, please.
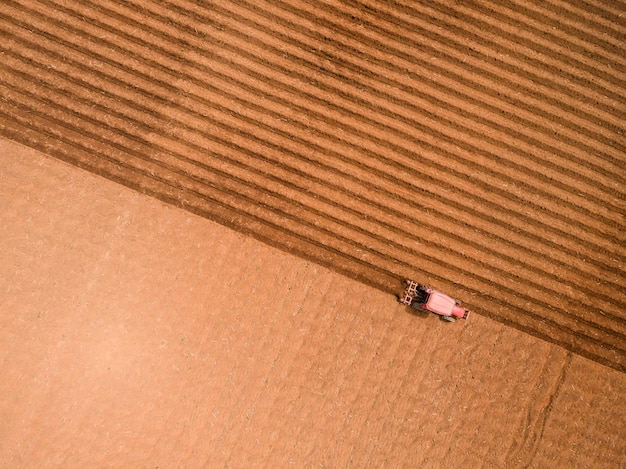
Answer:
[2, 144, 625, 467]
[0, 0, 624, 371]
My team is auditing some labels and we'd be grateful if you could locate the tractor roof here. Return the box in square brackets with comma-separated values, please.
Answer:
[424, 291, 457, 316]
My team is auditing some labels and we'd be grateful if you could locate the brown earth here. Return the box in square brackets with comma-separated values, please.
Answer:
[0, 0, 625, 465]
[2, 141, 625, 468]
[0, 0, 624, 372]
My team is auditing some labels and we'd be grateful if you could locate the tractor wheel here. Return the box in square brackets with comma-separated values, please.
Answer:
[442, 315, 456, 322]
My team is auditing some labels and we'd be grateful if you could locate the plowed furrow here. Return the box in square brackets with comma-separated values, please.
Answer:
[212, 0, 623, 217]
[97, 0, 624, 194]
[4, 64, 625, 332]
[1, 0, 624, 371]
[392, 0, 626, 102]
[325, 0, 625, 123]
[50, 0, 624, 256]
[184, 0, 620, 181]
[1, 6, 620, 274]
[178, 0, 620, 230]
[201, 0, 624, 161]
[304, 0, 617, 172]
[3, 29, 621, 295]
[460, 1, 625, 78]
[2, 96, 624, 371]
[4, 57, 624, 344]
[3, 1, 620, 260]
[514, 0, 626, 47]
[343, 0, 625, 159]
[6, 1, 624, 286]
[521, 0, 626, 41]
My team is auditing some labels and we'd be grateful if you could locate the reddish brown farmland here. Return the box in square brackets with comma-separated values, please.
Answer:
[2, 143, 625, 467]
[0, 0, 624, 376]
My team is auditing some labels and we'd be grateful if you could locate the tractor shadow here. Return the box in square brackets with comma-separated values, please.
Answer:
[396, 292, 429, 320]
[402, 303, 430, 319]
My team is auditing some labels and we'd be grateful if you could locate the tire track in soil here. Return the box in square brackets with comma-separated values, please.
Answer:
[0, 0, 624, 371]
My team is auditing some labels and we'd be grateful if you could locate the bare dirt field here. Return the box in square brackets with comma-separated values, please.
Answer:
[0, 0, 624, 372]
[2, 141, 625, 468]
[0, 0, 625, 466]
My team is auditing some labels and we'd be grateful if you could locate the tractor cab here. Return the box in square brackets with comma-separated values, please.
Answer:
[422, 289, 470, 320]
[399, 280, 470, 322]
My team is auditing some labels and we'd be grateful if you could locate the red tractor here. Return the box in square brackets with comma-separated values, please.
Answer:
[399, 280, 470, 322]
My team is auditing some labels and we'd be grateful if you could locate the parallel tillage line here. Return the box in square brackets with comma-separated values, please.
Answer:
[0, 0, 624, 371]
[2, 5, 620, 310]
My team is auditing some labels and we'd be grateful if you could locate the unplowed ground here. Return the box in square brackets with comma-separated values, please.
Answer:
[0, 1, 624, 370]
[2, 143, 625, 467]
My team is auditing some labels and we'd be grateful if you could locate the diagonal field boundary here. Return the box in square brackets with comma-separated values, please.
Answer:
[1, 0, 624, 371]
